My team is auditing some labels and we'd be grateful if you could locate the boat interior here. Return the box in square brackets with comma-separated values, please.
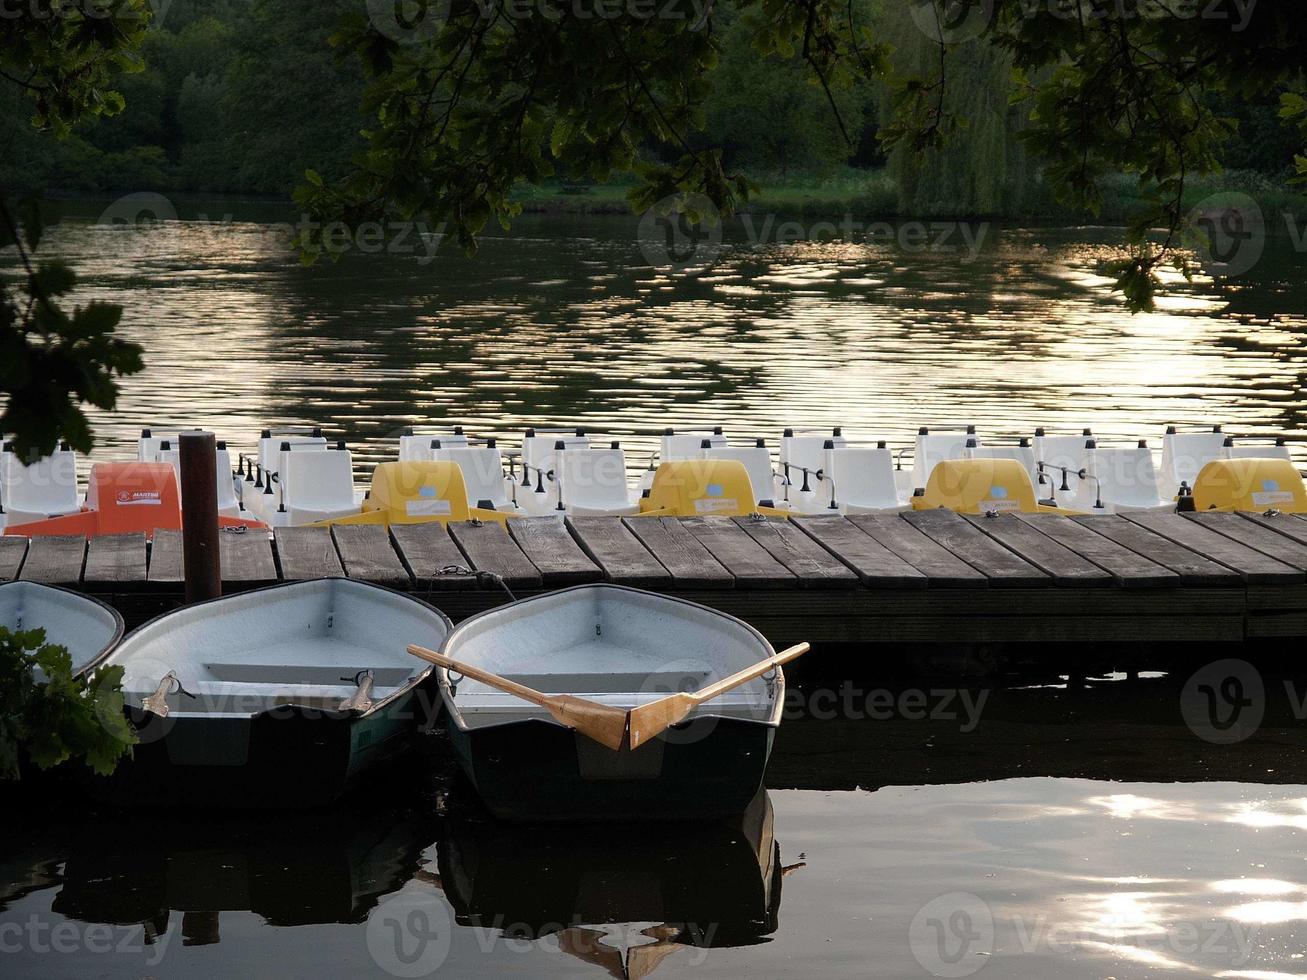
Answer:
[106, 580, 447, 718]
[0, 582, 123, 675]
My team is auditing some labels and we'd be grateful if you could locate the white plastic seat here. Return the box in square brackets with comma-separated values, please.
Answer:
[517, 430, 590, 514]
[245, 436, 328, 519]
[778, 429, 847, 510]
[277, 446, 358, 525]
[965, 442, 1038, 485]
[702, 444, 776, 505]
[1159, 428, 1226, 498]
[557, 447, 639, 516]
[1033, 432, 1092, 506]
[400, 427, 468, 461]
[825, 447, 907, 514]
[157, 442, 242, 518]
[1224, 440, 1292, 462]
[257, 429, 326, 477]
[660, 429, 727, 461]
[1076, 444, 1169, 513]
[911, 428, 978, 490]
[432, 442, 517, 511]
[0, 445, 80, 527]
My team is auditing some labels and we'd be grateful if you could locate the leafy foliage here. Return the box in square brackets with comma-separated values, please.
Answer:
[0, 626, 135, 780]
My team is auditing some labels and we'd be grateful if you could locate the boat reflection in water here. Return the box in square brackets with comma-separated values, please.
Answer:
[436, 788, 792, 978]
[23, 805, 432, 947]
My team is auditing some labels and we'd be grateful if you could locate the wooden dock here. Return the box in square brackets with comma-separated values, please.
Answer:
[5, 511, 1307, 643]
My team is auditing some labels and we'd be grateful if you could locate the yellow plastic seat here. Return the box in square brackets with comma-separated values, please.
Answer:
[309, 461, 507, 527]
[636, 460, 789, 518]
[912, 458, 1069, 515]
[1192, 458, 1307, 513]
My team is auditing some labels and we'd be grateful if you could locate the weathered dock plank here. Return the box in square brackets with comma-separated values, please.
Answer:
[389, 523, 478, 590]
[18, 535, 86, 585]
[0, 537, 28, 582]
[734, 516, 858, 589]
[793, 517, 928, 589]
[1242, 511, 1307, 548]
[448, 520, 542, 590]
[1124, 511, 1303, 585]
[1014, 513, 1178, 589]
[623, 518, 733, 589]
[902, 510, 1050, 587]
[508, 517, 602, 586]
[846, 515, 985, 587]
[681, 517, 796, 589]
[566, 517, 672, 588]
[274, 526, 344, 580]
[1072, 515, 1241, 587]
[332, 524, 411, 588]
[965, 514, 1112, 586]
[1191, 512, 1307, 569]
[83, 533, 148, 586]
[148, 529, 278, 585]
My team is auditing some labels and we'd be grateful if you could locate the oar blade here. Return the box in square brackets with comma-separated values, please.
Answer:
[548, 695, 629, 752]
[627, 693, 695, 750]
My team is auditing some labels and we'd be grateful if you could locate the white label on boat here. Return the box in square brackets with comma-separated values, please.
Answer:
[406, 498, 452, 516]
[115, 490, 161, 506]
[1252, 490, 1293, 506]
[980, 499, 1021, 512]
[695, 497, 738, 514]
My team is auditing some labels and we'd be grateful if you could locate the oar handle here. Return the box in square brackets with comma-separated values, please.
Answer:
[406, 644, 549, 708]
[693, 642, 810, 703]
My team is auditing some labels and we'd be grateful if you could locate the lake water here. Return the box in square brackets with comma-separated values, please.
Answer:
[5, 204, 1307, 978]
[34, 200, 1307, 474]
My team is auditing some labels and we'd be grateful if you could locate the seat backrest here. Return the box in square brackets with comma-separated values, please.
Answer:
[912, 432, 975, 489]
[702, 447, 774, 503]
[1033, 435, 1091, 493]
[259, 433, 325, 475]
[1160, 431, 1225, 493]
[158, 446, 239, 511]
[661, 431, 726, 461]
[781, 431, 847, 475]
[433, 447, 507, 507]
[85, 462, 182, 531]
[1087, 447, 1163, 507]
[0, 447, 79, 514]
[558, 449, 632, 509]
[400, 430, 469, 461]
[282, 449, 355, 509]
[522, 431, 589, 473]
[1225, 444, 1292, 462]
[966, 445, 1037, 485]
[825, 447, 898, 508]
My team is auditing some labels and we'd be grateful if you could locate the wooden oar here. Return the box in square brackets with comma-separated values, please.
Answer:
[407, 644, 629, 752]
[627, 642, 810, 750]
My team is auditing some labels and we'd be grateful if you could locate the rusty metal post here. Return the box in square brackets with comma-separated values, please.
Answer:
[179, 431, 221, 603]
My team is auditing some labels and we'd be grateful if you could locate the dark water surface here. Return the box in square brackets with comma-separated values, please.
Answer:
[6, 665, 1307, 979]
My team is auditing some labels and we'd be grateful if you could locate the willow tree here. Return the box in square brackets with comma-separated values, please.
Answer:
[300, 0, 1305, 310]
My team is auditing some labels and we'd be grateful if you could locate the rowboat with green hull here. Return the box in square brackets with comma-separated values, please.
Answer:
[93, 579, 450, 807]
[433, 584, 798, 822]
